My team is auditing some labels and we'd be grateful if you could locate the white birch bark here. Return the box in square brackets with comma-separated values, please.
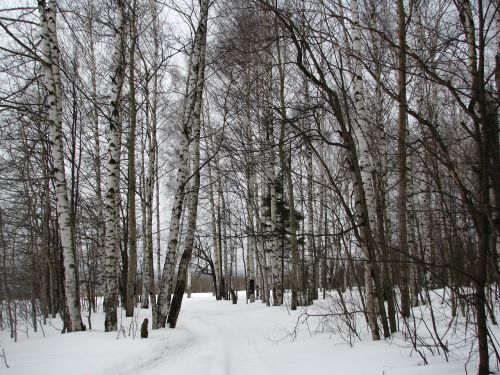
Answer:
[148, 0, 162, 301]
[167, 90, 203, 325]
[38, 0, 83, 332]
[255, 180, 270, 306]
[245, 109, 256, 303]
[263, 56, 282, 306]
[166, 0, 208, 326]
[268, 127, 282, 306]
[275, 32, 299, 308]
[155, 0, 209, 328]
[103, 0, 125, 332]
[202, 105, 221, 299]
[351, 0, 379, 340]
[140, 136, 150, 308]
[396, 0, 411, 319]
[154, 87, 162, 290]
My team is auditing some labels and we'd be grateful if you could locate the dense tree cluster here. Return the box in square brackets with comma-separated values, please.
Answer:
[0, 0, 498, 374]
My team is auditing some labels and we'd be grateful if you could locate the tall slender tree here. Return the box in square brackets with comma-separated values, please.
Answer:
[155, 0, 210, 329]
[37, 0, 83, 333]
[103, 0, 125, 332]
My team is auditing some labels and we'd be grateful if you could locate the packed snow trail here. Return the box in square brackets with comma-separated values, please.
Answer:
[1, 292, 477, 374]
[109, 294, 286, 375]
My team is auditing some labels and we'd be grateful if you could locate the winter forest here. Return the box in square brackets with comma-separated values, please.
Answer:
[0, 0, 498, 374]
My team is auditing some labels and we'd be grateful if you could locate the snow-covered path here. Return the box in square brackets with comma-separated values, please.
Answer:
[113, 294, 292, 375]
[1, 292, 473, 374]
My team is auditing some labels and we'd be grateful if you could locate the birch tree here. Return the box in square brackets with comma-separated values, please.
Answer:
[244, 95, 257, 304]
[275, 25, 299, 310]
[37, 0, 83, 333]
[351, 0, 381, 340]
[103, 0, 125, 332]
[155, 0, 210, 329]
[396, 0, 410, 319]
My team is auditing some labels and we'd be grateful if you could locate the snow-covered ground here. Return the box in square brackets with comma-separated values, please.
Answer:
[0, 292, 494, 374]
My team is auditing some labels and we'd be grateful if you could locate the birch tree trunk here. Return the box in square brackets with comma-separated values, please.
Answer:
[306, 134, 316, 303]
[263, 51, 282, 306]
[201, 104, 222, 299]
[140, 129, 150, 308]
[154, 88, 161, 291]
[218, 169, 229, 299]
[276, 49, 299, 309]
[396, 0, 410, 319]
[150, 0, 162, 310]
[155, 0, 209, 328]
[268, 123, 282, 306]
[244, 91, 257, 303]
[37, 0, 83, 333]
[255, 181, 270, 306]
[86, 4, 105, 288]
[103, 0, 125, 332]
[367, 9, 398, 333]
[167, 101, 203, 326]
[351, 0, 377, 339]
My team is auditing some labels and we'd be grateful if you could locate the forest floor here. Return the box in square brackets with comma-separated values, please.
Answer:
[0, 291, 495, 374]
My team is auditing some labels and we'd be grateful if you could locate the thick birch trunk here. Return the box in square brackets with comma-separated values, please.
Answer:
[167, 106, 202, 327]
[351, 0, 378, 340]
[103, 0, 125, 332]
[155, 0, 209, 328]
[166, 0, 208, 327]
[38, 0, 83, 332]
[277, 105, 299, 309]
[351, 0, 389, 340]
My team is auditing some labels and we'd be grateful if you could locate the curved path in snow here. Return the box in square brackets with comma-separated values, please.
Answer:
[118, 293, 289, 375]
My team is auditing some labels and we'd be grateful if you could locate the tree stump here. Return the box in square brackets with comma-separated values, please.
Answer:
[141, 318, 148, 338]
